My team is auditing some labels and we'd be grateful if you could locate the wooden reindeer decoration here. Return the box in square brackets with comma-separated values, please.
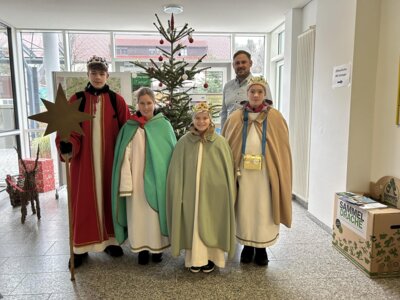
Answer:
[16, 147, 41, 224]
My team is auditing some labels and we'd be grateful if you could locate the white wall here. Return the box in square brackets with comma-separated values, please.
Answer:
[302, 0, 317, 31]
[370, 0, 400, 180]
[308, 0, 357, 226]
[346, 0, 380, 193]
[282, 8, 302, 125]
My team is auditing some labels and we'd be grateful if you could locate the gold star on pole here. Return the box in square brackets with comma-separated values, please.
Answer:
[28, 83, 94, 141]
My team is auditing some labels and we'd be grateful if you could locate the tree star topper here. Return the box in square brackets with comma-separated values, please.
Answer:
[28, 83, 94, 141]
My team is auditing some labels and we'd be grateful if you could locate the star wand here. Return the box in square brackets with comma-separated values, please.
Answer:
[28, 83, 93, 281]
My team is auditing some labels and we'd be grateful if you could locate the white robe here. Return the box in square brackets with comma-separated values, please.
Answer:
[236, 112, 280, 248]
[119, 127, 170, 253]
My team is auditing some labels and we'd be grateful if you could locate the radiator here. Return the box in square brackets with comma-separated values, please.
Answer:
[291, 27, 316, 202]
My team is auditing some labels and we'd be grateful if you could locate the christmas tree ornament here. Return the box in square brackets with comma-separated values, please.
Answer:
[132, 14, 211, 139]
[159, 39, 164, 45]
[203, 83, 209, 89]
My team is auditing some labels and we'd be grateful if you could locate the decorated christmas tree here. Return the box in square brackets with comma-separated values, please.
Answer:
[132, 14, 210, 139]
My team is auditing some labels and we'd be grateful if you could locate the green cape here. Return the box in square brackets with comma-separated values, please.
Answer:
[166, 131, 236, 258]
[112, 113, 177, 243]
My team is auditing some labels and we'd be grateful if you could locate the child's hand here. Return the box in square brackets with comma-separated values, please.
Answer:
[60, 141, 72, 154]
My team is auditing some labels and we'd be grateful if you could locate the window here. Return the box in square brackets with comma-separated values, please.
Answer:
[270, 24, 285, 111]
[0, 26, 17, 132]
[0, 23, 20, 186]
[113, 33, 232, 126]
[278, 31, 285, 55]
[68, 32, 111, 71]
[114, 33, 231, 63]
[275, 60, 284, 110]
[0, 135, 19, 182]
[234, 36, 265, 75]
[20, 31, 66, 164]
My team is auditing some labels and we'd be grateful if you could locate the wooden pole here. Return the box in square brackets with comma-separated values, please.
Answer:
[63, 154, 75, 281]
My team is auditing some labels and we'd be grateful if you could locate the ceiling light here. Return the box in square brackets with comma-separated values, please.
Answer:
[163, 4, 183, 14]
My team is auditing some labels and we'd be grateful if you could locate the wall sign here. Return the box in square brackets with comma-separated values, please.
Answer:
[332, 64, 351, 88]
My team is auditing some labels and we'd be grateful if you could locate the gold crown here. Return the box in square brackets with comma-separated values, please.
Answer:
[247, 76, 267, 90]
[192, 102, 211, 114]
[87, 55, 109, 69]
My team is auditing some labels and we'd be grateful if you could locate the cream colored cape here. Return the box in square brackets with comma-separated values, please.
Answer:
[222, 107, 293, 228]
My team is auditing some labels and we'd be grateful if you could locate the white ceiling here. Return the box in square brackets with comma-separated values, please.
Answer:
[0, 0, 311, 33]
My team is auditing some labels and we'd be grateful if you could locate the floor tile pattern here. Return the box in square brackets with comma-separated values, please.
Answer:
[0, 190, 399, 299]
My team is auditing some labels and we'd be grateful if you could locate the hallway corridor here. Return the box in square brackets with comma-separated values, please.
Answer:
[0, 189, 399, 299]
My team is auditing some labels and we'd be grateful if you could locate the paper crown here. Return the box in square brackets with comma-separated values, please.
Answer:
[247, 76, 267, 92]
[86, 55, 109, 70]
[192, 102, 211, 114]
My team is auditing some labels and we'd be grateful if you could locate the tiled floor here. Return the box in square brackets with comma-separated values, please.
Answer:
[0, 189, 399, 299]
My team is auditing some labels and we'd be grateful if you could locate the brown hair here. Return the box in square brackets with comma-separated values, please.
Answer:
[136, 87, 155, 103]
[233, 50, 251, 60]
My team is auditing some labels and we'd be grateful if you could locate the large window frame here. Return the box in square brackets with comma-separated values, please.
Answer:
[270, 23, 285, 111]
[0, 22, 21, 186]
[11, 29, 270, 188]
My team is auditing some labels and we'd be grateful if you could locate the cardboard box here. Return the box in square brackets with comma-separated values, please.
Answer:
[369, 176, 400, 209]
[19, 158, 55, 193]
[332, 193, 400, 278]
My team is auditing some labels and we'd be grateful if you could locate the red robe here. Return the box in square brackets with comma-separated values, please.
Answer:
[57, 90, 130, 249]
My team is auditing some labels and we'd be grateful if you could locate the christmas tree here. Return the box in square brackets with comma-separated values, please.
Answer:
[132, 14, 210, 139]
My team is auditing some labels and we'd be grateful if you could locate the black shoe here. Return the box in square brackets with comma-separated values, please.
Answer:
[152, 252, 163, 263]
[240, 246, 255, 263]
[254, 247, 269, 266]
[138, 250, 150, 265]
[201, 260, 215, 273]
[68, 252, 88, 269]
[189, 266, 201, 273]
[104, 245, 124, 257]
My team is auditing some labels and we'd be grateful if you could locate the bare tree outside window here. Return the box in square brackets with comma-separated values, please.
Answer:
[68, 33, 112, 71]
[234, 36, 265, 75]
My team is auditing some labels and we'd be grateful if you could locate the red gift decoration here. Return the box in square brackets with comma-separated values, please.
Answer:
[19, 158, 55, 193]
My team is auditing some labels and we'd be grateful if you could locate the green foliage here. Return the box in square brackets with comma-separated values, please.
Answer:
[388, 247, 398, 257]
[376, 249, 386, 257]
[131, 14, 210, 139]
[384, 237, 394, 248]
[365, 240, 371, 249]
[31, 134, 50, 158]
